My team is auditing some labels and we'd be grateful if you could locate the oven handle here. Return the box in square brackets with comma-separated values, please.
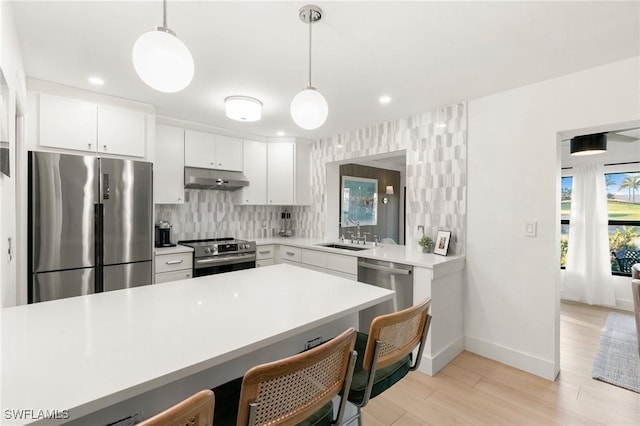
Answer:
[195, 253, 256, 267]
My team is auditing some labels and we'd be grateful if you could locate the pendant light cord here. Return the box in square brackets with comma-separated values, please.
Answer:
[163, 0, 168, 28]
[308, 17, 313, 88]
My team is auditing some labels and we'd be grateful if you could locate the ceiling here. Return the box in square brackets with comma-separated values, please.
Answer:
[561, 128, 640, 165]
[10, 1, 640, 140]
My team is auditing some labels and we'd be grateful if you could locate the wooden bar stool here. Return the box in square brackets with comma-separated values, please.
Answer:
[214, 327, 357, 426]
[139, 389, 214, 426]
[346, 298, 432, 426]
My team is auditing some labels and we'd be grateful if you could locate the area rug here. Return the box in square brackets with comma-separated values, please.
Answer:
[591, 312, 640, 393]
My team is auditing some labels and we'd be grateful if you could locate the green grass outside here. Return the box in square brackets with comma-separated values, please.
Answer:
[607, 200, 640, 220]
[561, 200, 640, 220]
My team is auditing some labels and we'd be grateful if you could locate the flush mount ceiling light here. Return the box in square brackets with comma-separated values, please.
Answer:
[570, 133, 607, 156]
[225, 96, 263, 122]
[379, 95, 391, 104]
[132, 0, 194, 93]
[290, 5, 328, 130]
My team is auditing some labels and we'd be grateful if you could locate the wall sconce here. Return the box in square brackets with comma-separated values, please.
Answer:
[382, 185, 394, 204]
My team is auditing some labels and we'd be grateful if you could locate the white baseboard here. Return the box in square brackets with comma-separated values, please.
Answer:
[464, 336, 557, 380]
[615, 299, 633, 311]
[417, 336, 465, 376]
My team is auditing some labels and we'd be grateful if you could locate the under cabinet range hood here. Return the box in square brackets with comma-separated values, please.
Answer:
[184, 167, 249, 191]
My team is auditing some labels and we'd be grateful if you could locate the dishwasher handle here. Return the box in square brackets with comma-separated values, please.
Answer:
[357, 261, 412, 275]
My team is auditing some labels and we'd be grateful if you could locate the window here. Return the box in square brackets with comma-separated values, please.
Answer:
[606, 171, 640, 275]
[560, 176, 572, 268]
[560, 170, 640, 275]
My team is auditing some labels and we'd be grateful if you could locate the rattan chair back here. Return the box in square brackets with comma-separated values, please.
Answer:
[139, 389, 214, 426]
[236, 328, 357, 426]
[362, 298, 431, 371]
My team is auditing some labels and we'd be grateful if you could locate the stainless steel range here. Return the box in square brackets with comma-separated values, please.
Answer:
[178, 238, 256, 277]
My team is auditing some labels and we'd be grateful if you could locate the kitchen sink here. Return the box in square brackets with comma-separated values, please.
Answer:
[315, 243, 371, 251]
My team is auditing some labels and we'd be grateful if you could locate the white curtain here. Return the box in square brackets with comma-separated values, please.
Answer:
[563, 163, 616, 306]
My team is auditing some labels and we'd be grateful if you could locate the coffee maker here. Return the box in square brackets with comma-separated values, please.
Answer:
[155, 221, 175, 247]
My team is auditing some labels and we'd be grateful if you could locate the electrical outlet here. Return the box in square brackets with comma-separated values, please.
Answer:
[417, 225, 424, 234]
[305, 336, 322, 350]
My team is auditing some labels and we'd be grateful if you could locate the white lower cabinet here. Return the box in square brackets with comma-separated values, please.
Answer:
[256, 244, 275, 268]
[155, 270, 193, 284]
[154, 251, 193, 284]
[276, 245, 357, 280]
[279, 245, 302, 264]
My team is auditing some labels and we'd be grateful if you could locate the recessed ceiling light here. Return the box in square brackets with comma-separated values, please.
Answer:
[88, 77, 104, 86]
[277, 131, 285, 136]
[436, 122, 447, 128]
[336, 144, 343, 148]
[379, 95, 391, 104]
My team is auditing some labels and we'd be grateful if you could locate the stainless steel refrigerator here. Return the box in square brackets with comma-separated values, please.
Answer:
[28, 151, 153, 303]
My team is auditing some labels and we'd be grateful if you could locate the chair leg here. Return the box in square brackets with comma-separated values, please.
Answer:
[357, 407, 363, 426]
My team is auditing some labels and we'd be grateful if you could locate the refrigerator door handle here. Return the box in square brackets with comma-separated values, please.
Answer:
[95, 203, 104, 293]
[102, 173, 110, 200]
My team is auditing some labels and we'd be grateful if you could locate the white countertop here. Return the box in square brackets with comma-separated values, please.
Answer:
[252, 237, 465, 276]
[2, 264, 393, 425]
[153, 244, 194, 255]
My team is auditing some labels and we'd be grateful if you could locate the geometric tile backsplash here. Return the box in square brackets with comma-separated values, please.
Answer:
[304, 102, 467, 255]
[155, 102, 467, 254]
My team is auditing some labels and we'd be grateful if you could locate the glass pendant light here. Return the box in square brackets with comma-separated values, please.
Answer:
[290, 5, 328, 130]
[132, 0, 194, 93]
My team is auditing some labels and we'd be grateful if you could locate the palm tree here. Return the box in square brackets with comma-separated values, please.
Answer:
[618, 174, 640, 203]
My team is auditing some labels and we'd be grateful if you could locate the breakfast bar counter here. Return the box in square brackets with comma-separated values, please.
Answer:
[2, 264, 393, 425]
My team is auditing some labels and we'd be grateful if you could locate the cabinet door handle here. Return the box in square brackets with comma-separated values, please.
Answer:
[103, 145, 107, 151]
[218, 162, 222, 166]
[166, 260, 184, 265]
[88, 143, 92, 149]
[286, 251, 295, 256]
[259, 250, 271, 255]
[210, 162, 214, 165]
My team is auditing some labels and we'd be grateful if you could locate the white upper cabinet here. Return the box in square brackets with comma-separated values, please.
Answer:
[184, 130, 243, 172]
[234, 140, 310, 206]
[97, 106, 146, 157]
[184, 129, 215, 168]
[215, 135, 243, 171]
[155, 125, 185, 204]
[233, 140, 267, 205]
[267, 143, 294, 205]
[39, 94, 97, 152]
[38, 94, 146, 157]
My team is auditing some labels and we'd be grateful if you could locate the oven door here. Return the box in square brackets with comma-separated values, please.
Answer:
[194, 252, 256, 277]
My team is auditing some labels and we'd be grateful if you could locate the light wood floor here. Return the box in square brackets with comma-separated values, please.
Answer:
[362, 301, 640, 425]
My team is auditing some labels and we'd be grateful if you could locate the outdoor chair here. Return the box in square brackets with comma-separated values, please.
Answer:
[612, 249, 640, 274]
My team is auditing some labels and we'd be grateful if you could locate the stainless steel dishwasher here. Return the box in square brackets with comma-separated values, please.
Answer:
[357, 257, 413, 332]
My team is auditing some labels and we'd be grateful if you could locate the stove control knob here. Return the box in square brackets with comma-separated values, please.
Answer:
[204, 247, 212, 254]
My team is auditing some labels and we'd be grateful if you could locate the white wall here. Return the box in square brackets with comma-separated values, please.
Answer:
[0, 0, 27, 309]
[466, 56, 640, 380]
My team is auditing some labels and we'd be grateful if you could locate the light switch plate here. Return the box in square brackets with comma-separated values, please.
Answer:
[525, 222, 537, 237]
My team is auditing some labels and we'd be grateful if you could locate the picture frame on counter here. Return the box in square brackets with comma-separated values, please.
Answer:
[434, 230, 451, 256]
